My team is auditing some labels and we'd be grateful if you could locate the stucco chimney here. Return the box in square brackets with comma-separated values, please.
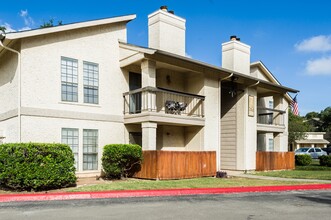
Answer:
[148, 7, 186, 56]
[222, 36, 251, 75]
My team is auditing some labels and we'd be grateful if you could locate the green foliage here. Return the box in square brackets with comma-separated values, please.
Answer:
[319, 155, 331, 167]
[304, 107, 331, 132]
[0, 26, 6, 32]
[102, 144, 143, 179]
[288, 111, 309, 144]
[320, 107, 331, 132]
[40, 19, 63, 28]
[295, 154, 312, 166]
[0, 143, 76, 191]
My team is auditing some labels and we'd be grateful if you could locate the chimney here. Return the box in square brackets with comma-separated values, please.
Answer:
[222, 36, 251, 75]
[148, 6, 186, 56]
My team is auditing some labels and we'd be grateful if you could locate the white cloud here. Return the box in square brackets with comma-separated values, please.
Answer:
[2, 23, 16, 32]
[295, 35, 331, 52]
[306, 56, 331, 75]
[19, 9, 35, 28]
[18, 27, 31, 31]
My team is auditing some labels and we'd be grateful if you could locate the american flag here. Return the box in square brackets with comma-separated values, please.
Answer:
[291, 95, 299, 116]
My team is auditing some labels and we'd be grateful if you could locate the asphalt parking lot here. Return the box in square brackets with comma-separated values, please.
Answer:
[0, 190, 330, 220]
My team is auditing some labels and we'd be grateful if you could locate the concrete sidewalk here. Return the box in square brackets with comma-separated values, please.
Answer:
[226, 170, 331, 183]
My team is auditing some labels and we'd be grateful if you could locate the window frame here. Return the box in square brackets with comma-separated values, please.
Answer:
[61, 128, 79, 170]
[83, 129, 98, 171]
[83, 61, 99, 104]
[61, 57, 79, 102]
[268, 138, 274, 151]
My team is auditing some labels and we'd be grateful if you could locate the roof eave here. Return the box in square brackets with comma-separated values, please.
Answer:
[119, 42, 299, 95]
[6, 14, 136, 40]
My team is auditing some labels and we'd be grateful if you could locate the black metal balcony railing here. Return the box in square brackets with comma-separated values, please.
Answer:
[123, 87, 205, 117]
[257, 107, 285, 126]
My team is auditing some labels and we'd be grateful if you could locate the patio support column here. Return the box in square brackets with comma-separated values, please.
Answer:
[141, 59, 156, 111]
[142, 122, 157, 150]
[273, 133, 281, 151]
[236, 87, 257, 170]
[273, 95, 283, 125]
[273, 95, 288, 151]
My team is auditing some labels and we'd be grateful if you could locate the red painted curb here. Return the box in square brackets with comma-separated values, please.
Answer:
[0, 184, 330, 203]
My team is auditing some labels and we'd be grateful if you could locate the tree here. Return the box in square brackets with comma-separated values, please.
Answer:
[40, 19, 63, 28]
[0, 26, 6, 32]
[288, 111, 309, 145]
[304, 111, 322, 131]
[305, 111, 319, 120]
[320, 107, 331, 132]
[304, 107, 331, 132]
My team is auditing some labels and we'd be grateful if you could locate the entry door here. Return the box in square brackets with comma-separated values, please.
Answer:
[129, 72, 142, 113]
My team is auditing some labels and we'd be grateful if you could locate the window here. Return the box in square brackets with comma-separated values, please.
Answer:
[268, 138, 274, 151]
[269, 100, 273, 109]
[83, 129, 98, 170]
[61, 128, 79, 169]
[83, 62, 99, 104]
[61, 57, 78, 102]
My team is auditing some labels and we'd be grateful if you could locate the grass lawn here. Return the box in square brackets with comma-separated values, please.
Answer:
[255, 161, 331, 180]
[67, 177, 316, 192]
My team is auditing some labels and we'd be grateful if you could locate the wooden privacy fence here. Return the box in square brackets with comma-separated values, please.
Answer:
[256, 151, 295, 171]
[134, 151, 216, 180]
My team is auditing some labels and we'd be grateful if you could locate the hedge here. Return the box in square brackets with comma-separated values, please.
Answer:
[319, 155, 331, 167]
[0, 143, 77, 191]
[295, 154, 312, 166]
[102, 144, 143, 179]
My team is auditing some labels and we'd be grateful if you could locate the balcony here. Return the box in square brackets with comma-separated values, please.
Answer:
[257, 107, 286, 133]
[123, 87, 205, 126]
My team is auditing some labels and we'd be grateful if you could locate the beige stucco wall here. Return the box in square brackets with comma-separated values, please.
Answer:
[156, 125, 203, 151]
[20, 23, 127, 117]
[21, 115, 124, 174]
[157, 125, 185, 150]
[0, 22, 129, 175]
[235, 87, 257, 170]
[0, 43, 20, 142]
[156, 69, 203, 95]
[148, 10, 186, 56]
[250, 66, 269, 81]
[0, 117, 18, 143]
[203, 76, 221, 169]
[156, 69, 185, 91]
[0, 49, 19, 115]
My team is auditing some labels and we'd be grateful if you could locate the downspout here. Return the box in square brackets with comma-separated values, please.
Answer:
[0, 39, 22, 142]
[220, 72, 233, 81]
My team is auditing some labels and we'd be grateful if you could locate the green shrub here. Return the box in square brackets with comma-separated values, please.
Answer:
[0, 143, 76, 191]
[295, 154, 312, 166]
[102, 144, 143, 179]
[319, 155, 331, 167]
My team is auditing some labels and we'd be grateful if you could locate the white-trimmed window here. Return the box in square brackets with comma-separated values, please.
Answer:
[61, 128, 79, 169]
[83, 61, 99, 104]
[268, 138, 274, 151]
[83, 129, 98, 170]
[269, 100, 273, 109]
[61, 57, 78, 102]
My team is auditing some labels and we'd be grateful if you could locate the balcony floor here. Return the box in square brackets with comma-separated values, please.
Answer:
[124, 111, 205, 126]
[257, 123, 285, 133]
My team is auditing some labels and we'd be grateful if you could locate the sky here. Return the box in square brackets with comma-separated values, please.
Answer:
[1, 0, 330, 115]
